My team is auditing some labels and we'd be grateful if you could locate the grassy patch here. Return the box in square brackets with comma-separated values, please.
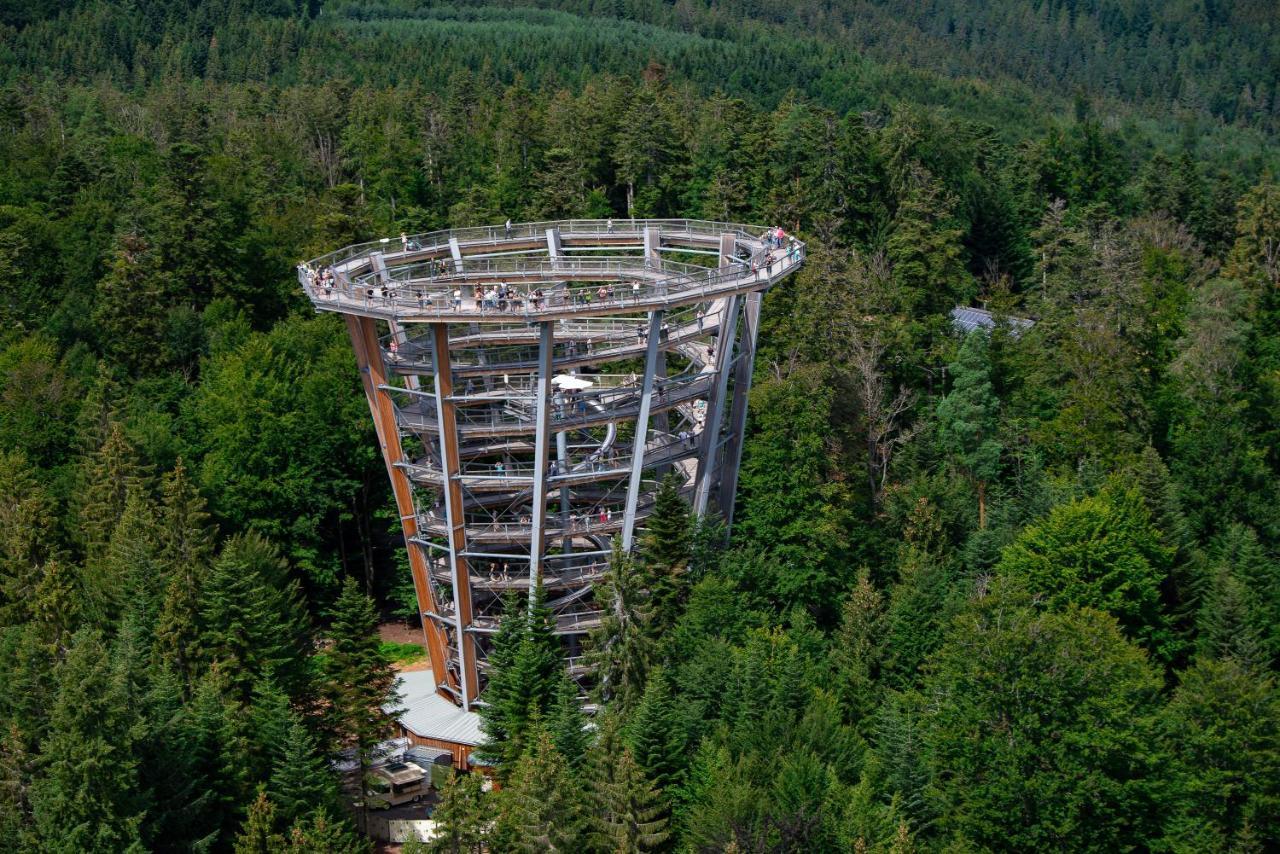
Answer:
[379, 640, 426, 664]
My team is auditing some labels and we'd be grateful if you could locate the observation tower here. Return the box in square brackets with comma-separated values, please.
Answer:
[299, 220, 804, 709]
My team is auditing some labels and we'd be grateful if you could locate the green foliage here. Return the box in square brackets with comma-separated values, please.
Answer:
[997, 485, 1177, 659]
[427, 770, 490, 854]
[478, 587, 562, 773]
[914, 590, 1165, 851]
[319, 576, 399, 759]
[28, 629, 145, 854]
[493, 724, 588, 852]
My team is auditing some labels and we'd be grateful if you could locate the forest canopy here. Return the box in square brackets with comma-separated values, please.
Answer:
[0, 0, 1278, 851]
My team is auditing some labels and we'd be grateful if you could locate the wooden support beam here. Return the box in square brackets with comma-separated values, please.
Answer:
[344, 315, 451, 694]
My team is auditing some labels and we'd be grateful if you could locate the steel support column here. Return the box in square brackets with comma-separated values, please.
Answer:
[693, 294, 741, 515]
[717, 291, 762, 530]
[528, 322, 555, 594]
[621, 309, 664, 550]
[429, 323, 479, 709]
[344, 315, 450, 692]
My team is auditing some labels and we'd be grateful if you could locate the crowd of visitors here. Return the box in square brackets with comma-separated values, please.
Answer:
[300, 221, 800, 311]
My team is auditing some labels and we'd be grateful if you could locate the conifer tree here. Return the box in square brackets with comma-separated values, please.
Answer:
[75, 421, 150, 561]
[596, 745, 671, 854]
[319, 576, 400, 762]
[831, 569, 885, 732]
[0, 450, 58, 625]
[547, 674, 589, 771]
[427, 770, 490, 854]
[480, 586, 561, 772]
[93, 232, 170, 376]
[494, 723, 588, 853]
[200, 533, 311, 702]
[94, 487, 164, 633]
[281, 806, 369, 853]
[936, 331, 1002, 529]
[640, 473, 692, 632]
[269, 716, 340, 829]
[626, 668, 685, 796]
[183, 668, 254, 849]
[588, 540, 655, 713]
[233, 788, 285, 854]
[29, 629, 145, 853]
[156, 459, 217, 581]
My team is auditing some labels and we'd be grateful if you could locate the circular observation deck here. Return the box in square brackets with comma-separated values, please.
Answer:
[301, 220, 803, 707]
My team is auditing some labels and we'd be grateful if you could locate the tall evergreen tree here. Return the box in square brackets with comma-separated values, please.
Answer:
[269, 716, 340, 829]
[588, 540, 655, 713]
[936, 331, 1002, 529]
[493, 724, 588, 853]
[29, 629, 145, 854]
[596, 745, 671, 854]
[427, 771, 490, 854]
[625, 668, 685, 797]
[640, 473, 692, 633]
[319, 576, 400, 762]
[200, 533, 310, 702]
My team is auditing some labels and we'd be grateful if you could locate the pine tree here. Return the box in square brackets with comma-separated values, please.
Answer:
[596, 745, 670, 853]
[936, 331, 1002, 529]
[479, 586, 561, 773]
[1196, 566, 1268, 671]
[93, 487, 164, 633]
[93, 232, 170, 376]
[200, 533, 311, 701]
[0, 450, 58, 625]
[831, 569, 885, 733]
[269, 716, 340, 828]
[493, 724, 588, 853]
[427, 771, 490, 854]
[588, 540, 654, 713]
[183, 668, 254, 850]
[233, 788, 285, 854]
[156, 459, 216, 581]
[626, 669, 685, 796]
[29, 629, 145, 853]
[639, 474, 692, 633]
[75, 421, 149, 561]
[281, 807, 369, 853]
[0, 723, 33, 850]
[320, 576, 399, 762]
[547, 674, 589, 771]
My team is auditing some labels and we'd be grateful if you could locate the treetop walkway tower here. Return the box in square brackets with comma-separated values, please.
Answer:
[299, 219, 804, 710]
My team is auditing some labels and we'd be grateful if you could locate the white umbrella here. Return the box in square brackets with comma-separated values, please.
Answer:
[551, 375, 594, 390]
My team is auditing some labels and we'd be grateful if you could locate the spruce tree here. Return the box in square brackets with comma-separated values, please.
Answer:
[75, 421, 150, 563]
[640, 474, 693, 634]
[200, 533, 311, 702]
[626, 668, 685, 796]
[0, 450, 58, 625]
[831, 569, 885, 733]
[281, 806, 369, 853]
[935, 331, 1002, 529]
[29, 629, 145, 853]
[588, 540, 654, 713]
[493, 723, 588, 853]
[269, 716, 340, 829]
[427, 770, 490, 854]
[596, 745, 670, 854]
[480, 586, 562, 772]
[547, 674, 590, 771]
[319, 576, 399, 762]
[233, 788, 285, 854]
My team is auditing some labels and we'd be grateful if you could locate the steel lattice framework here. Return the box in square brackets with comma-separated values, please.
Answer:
[299, 220, 804, 709]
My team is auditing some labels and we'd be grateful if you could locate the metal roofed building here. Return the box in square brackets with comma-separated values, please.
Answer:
[950, 305, 1035, 336]
[390, 669, 484, 767]
[300, 219, 804, 712]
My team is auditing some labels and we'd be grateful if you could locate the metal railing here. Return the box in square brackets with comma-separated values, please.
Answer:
[299, 246, 804, 322]
[302, 217, 779, 273]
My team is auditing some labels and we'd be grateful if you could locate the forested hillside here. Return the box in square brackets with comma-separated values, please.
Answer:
[0, 0, 1278, 851]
